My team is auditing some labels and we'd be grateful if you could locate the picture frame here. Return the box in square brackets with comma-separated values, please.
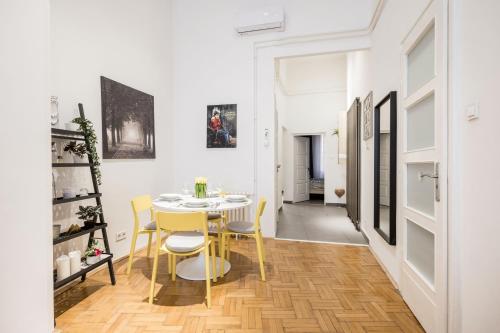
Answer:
[100, 76, 155, 159]
[206, 104, 237, 148]
[363, 91, 374, 140]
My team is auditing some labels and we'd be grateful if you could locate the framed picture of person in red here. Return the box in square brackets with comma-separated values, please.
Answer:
[206, 104, 237, 148]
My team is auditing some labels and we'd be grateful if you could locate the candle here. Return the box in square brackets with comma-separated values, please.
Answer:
[56, 255, 70, 281]
[68, 250, 81, 274]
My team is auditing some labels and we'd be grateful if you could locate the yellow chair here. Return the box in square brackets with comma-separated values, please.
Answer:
[149, 211, 217, 307]
[127, 195, 169, 275]
[220, 198, 267, 281]
[208, 212, 226, 258]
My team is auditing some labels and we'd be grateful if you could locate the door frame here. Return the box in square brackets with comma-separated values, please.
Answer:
[289, 132, 326, 205]
[255, 34, 372, 237]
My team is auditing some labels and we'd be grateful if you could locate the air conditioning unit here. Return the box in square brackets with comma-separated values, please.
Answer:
[235, 6, 285, 35]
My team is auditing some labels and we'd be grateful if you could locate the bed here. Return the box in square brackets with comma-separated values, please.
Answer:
[309, 178, 324, 195]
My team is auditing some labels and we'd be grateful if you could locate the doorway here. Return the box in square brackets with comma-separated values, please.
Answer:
[274, 53, 366, 245]
[292, 135, 325, 204]
[398, 1, 448, 332]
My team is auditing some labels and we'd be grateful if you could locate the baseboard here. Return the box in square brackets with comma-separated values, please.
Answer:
[366, 241, 400, 291]
[275, 237, 368, 247]
[360, 228, 370, 244]
[283, 200, 293, 204]
[325, 202, 346, 207]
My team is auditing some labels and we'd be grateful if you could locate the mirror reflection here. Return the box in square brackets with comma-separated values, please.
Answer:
[374, 91, 396, 245]
[378, 101, 391, 237]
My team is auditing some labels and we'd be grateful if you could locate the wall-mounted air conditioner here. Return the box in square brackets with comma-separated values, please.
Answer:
[235, 6, 285, 35]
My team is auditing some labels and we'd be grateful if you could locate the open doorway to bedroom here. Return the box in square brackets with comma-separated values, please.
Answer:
[275, 52, 366, 245]
[293, 134, 325, 204]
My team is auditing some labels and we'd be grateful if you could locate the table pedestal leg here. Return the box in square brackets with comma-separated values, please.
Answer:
[175, 251, 231, 281]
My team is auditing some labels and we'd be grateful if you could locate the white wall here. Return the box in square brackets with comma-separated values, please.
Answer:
[50, 0, 174, 260]
[451, 0, 500, 331]
[348, 3, 500, 331]
[346, 49, 373, 232]
[171, 0, 377, 236]
[278, 53, 347, 204]
[347, 0, 430, 284]
[0, 1, 53, 332]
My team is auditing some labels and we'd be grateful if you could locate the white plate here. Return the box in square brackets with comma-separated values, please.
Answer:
[226, 198, 247, 203]
[225, 194, 247, 201]
[160, 193, 182, 201]
[183, 199, 209, 207]
[184, 202, 209, 208]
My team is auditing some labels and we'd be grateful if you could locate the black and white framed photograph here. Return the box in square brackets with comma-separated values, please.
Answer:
[206, 104, 237, 148]
[363, 91, 374, 141]
[100, 76, 155, 159]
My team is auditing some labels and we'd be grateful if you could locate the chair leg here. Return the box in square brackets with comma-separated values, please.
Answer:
[260, 232, 266, 261]
[126, 229, 139, 275]
[226, 235, 231, 261]
[204, 247, 212, 308]
[167, 254, 172, 274]
[210, 240, 217, 283]
[148, 247, 160, 304]
[171, 255, 176, 281]
[220, 234, 226, 278]
[146, 232, 153, 257]
[216, 222, 223, 258]
[255, 232, 266, 281]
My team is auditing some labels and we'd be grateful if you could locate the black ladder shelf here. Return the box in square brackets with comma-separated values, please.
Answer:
[52, 103, 115, 290]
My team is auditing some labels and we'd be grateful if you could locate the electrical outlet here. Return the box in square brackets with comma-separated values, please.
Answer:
[116, 231, 127, 241]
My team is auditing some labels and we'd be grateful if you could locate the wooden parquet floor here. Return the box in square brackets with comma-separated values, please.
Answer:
[55, 238, 425, 333]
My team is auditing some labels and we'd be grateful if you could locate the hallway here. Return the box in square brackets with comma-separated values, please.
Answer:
[277, 202, 368, 245]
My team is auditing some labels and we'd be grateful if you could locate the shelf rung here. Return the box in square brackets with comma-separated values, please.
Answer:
[53, 223, 107, 245]
[51, 128, 84, 136]
[53, 193, 101, 205]
[52, 135, 86, 141]
[52, 163, 91, 168]
[54, 254, 112, 289]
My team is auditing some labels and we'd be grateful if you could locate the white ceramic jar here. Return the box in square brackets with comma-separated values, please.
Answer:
[62, 188, 76, 199]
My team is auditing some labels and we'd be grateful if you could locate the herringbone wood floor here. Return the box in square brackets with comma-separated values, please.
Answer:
[55, 238, 424, 333]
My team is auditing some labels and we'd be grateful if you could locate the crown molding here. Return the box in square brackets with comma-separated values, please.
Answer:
[254, 0, 384, 49]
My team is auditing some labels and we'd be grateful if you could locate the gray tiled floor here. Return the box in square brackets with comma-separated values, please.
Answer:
[276, 202, 368, 245]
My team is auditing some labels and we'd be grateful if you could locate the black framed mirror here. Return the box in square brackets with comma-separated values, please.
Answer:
[374, 91, 397, 245]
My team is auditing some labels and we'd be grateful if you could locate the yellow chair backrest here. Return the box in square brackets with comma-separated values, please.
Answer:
[131, 195, 154, 226]
[155, 211, 209, 237]
[254, 198, 267, 231]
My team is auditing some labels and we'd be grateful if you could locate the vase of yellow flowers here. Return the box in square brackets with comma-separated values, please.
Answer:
[194, 177, 207, 198]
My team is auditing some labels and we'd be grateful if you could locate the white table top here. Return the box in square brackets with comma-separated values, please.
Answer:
[153, 195, 252, 212]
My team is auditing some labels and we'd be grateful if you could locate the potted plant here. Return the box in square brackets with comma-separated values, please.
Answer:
[195, 177, 207, 198]
[84, 238, 103, 265]
[64, 141, 88, 163]
[72, 117, 102, 185]
[76, 205, 102, 228]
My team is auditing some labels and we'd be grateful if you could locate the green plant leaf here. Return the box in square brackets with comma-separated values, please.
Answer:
[72, 117, 102, 184]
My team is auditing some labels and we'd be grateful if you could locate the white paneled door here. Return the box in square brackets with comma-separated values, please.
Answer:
[399, 1, 447, 332]
[293, 136, 310, 203]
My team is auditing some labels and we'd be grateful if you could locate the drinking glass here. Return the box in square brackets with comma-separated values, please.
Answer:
[182, 182, 190, 195]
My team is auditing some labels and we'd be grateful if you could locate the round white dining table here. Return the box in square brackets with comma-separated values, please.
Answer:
[153, 195, 253, 281]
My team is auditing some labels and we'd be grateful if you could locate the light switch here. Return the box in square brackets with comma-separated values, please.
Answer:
[466, 103, 479, 121]
[264, 128, 270, 147]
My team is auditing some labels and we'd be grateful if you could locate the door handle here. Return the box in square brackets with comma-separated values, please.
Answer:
[418, 173, 438, 179]
[417, 162, 440, 202]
